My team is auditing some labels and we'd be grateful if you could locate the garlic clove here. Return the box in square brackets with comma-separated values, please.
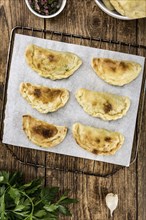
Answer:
[105, 193, 118, 217]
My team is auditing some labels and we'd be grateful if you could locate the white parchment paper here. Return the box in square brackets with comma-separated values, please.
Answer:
[2, 34, 145, 166]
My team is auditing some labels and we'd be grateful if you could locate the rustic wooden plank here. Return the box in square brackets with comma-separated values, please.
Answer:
[0, 0, 146, 219]
[98, 13, 138, 220]
[136, 18, 146, 220]
[0, 0, 45, 181]
[44, 1, 139, 220]
[45, 170, 110, 220]
[46, 166, 138, 220]
[46, 1, 140, 220]
[0, 4, 9, 83]
[137, 99, 146, 220]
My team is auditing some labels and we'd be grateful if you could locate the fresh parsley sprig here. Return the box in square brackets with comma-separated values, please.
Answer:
[0, 171, 78, 220]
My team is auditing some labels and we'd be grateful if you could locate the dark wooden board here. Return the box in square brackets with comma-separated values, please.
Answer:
[0, 0, 146, 219]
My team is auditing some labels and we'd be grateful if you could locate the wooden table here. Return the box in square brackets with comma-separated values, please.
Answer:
[0, 1, 146, 219]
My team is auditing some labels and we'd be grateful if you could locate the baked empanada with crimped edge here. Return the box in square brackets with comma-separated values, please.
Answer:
[72, 123, 124, 155]
[20, 82, 69, 113]
[25, 44, 82, 80]
[23, 115, 67, 148]
[75, 88, 130, 120]
[91, 58, 141, 86]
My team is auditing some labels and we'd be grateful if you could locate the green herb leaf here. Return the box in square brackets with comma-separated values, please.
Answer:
[58, 205, 72, 216]
[13, 204, 26, 212]
[43, 212, 58, 220]
[0, 185, 6, 196]
[21, 179, 42, 195]
[59, 198, 78, 205]
[0, 171, 10, 184]
[9, 172, 22, 186]
[0, 194, 5, 219]
[22, 198, 31, 210]
[44, 204, 59, 212]
[41, 187, 59, 203]
[0, 171, 78, 220]
[34, 210, 47, 217]
[8, 187, 20, 205]
[0, 176, 4, 182]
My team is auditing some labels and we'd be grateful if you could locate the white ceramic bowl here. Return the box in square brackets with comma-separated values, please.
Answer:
[25, 0, 67, 18]
[95, 0, 133, 20]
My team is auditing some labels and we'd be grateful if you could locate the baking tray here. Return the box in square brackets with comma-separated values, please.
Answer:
[0, 26, 146, 177]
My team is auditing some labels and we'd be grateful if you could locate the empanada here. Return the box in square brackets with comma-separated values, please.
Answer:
[102, 0, 114, 10]
[20, 82, 69, 113]
[25, 44, 82, 80]
[72, 123, 124, 155]
[110, 0, 146, 18]
[23, 115, 67, 148]
[75, 88, 130, 120]
[91, 58, 141, 86]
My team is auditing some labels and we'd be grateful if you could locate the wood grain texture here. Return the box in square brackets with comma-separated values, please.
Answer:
[0, 0, 146, 219]
[137, 18, 146, 220]
[0, 0, 45, 181]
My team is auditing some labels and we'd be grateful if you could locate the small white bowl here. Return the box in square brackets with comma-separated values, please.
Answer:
[95, 0, 133, 20]
[25, 0, 67, 19]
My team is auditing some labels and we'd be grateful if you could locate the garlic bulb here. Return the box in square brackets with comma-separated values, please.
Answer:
[105, 193, 118, 217]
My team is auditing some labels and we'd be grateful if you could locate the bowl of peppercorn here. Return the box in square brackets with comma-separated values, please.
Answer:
[25, 0, 67, 18]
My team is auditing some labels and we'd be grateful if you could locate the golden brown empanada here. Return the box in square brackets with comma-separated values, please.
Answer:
[75, 88, 130, 120]
[72, 123, 124, 155]
[23, 115, 67, 148]
[25, 44, 82, 80]
[20, 82, 69, 113]
[91, 58, 141, 86]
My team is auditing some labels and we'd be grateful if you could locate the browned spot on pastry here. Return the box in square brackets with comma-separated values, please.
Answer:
[104, 58, 115, 65]
[120, 61, 128, 70]
[33, 125, 57, 138]
[25, 50, 32, 58]
[44, 88, 61, 96]
[48, 55, 55, 62]
[23, 115, 29, 119]
[33, 88, 63, 104]
[95, 138, 100, 143]
[42, 88, 50, 92]
[111, 66, 116, 72]
[104, 137, 111, 142]
[103, 102, 112, 113]
[34, 89, 41, 98]
[92, 101, 97, 106]
[43, 89, 62, 102]
[92, 149, 99, 154]
[93, 58, 99, 67]
[51, 90, 62, 96]
[26, 83, 31, 87]
[103, 150, 112, 153]
[37, 63, 40, 68]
